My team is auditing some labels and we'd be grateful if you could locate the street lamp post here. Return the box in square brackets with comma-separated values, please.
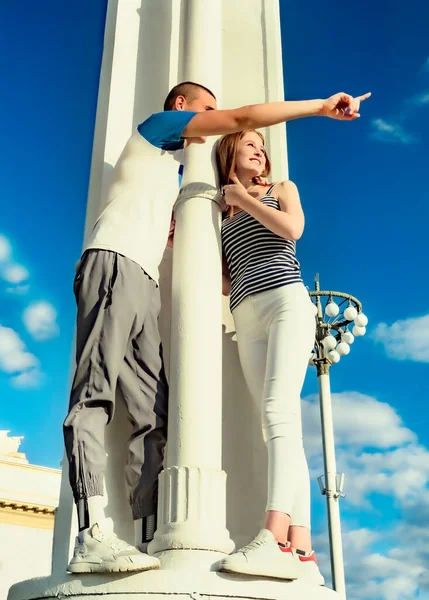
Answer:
[308, 274, 368, 599]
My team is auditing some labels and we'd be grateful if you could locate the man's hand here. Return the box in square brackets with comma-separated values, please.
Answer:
[321, 92, 371, 120]
[167, 215, 176, 248]
[222, 174, 250, 212]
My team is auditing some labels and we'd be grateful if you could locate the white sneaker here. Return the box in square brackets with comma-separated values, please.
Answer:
[294, 549, 325, 585]
[67, 518, 160, 574]
[218, 529, 300, 580]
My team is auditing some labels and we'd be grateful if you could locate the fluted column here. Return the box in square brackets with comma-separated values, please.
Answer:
[149, 0, 233, 556]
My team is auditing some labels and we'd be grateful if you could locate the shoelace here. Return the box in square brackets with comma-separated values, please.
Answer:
[109, 534, 134, 553]
[110, 534, 135, 552]
[95, 529, 134, 553]
[238, 538, 267, 553]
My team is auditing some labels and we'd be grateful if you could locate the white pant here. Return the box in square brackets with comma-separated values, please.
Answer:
[233, 283, 315, 528]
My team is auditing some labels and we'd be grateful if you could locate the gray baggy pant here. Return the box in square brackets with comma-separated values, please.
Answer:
[63, 250, 168, 520]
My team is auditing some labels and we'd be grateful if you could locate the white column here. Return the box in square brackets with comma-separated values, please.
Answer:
[318, 371, 347, 598]
[150, 0, 233, 556]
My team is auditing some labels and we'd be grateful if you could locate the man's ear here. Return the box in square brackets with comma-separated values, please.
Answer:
[175, 95, 186, 111]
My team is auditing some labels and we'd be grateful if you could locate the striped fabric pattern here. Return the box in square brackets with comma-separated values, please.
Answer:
[221, 187, 303, 312]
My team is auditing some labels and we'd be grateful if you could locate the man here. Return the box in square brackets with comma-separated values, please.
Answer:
[64, 82, 370, 574]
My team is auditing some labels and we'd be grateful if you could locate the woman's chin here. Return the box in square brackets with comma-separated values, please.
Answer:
[239, 167, 262, 179]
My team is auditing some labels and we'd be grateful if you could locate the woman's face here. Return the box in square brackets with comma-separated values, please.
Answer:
[235, 131, 267, 178]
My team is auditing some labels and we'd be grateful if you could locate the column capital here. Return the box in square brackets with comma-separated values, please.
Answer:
[317, 359, 331, 376]
[176, 183, 221, 207]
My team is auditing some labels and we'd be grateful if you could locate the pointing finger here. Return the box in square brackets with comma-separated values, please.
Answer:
[357, 92, 371, 102]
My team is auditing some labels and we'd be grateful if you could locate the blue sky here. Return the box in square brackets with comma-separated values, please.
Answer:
[281, 0, 429, 597]
[1, 1, 428, 598]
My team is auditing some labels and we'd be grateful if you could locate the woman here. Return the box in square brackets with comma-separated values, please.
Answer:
[217, 130, 323, 585]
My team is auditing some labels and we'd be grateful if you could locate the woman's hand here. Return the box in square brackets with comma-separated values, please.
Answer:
[229, 179, 304, 241]
[222, 174, 251, 210]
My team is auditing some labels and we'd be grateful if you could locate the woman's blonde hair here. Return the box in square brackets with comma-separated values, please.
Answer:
[215, 130, 272, 189]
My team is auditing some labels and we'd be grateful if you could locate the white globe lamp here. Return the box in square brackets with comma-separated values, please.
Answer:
[336, 342, 351, 356]
[328, 350, 340, 364]
[325, 301, 339, 317]
[323, 335, 337, 351]
[352, 325, 366, 337]
[354, 312, 368, 327]
[342, 331, 354, 345]
[344, 305, 358, 321]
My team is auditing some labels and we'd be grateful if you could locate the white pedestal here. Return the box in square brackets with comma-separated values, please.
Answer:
[8, 561, 341, 600]
[149, 467, 234, 554]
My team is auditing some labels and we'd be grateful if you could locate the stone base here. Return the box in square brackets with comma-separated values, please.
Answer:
[150, 467, 235, 555]
[8, 550, 341, 600]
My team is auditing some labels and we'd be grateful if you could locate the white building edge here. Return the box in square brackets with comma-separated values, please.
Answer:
[0, 431, 61, 599]
[8, 1, 341, 599]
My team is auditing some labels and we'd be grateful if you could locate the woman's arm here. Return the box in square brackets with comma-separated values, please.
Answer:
[224, 178, 305, 241]
[222, 253, 231, 296]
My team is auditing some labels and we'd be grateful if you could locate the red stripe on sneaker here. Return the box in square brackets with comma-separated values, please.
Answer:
[279, 545, 292, 554]
[299, 553, 317, 563]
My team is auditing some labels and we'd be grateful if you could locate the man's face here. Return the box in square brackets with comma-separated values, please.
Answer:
[179, 89, 217, 144]
[185, 89, 217, 113]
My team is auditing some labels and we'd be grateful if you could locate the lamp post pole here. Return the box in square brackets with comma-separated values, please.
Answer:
[309, 274, 368, 598]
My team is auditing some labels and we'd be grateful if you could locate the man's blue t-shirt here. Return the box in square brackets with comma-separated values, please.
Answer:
[138, 110, 197, 151]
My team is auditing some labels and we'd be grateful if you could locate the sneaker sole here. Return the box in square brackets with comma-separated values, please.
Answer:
[219, 565, 299, 580]
[67, 561, 160, 574]
[295, 575, 325, 586]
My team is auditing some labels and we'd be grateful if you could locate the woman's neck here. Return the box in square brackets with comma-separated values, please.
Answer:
[236, 174, 256, 191]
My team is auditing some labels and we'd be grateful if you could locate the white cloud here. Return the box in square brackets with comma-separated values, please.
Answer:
[0, 326, 39, 374]
[368, 551, 423, 579]
[370, 118, 418, 144]
[6, 284, 30, 296]
[342, 527, 381, 555]
[411, 91, 429, 105]
[313, 524, 424, 599]
[347, 545, 425, 600]
[314, 524, 425, 599]
[303, 392, 429, 508]
[22, 301, 59, 341]
[305, 390, 429, 598]
[370, 61, 429, 149]
[0, 325, 46, 389]
[303, 391, 415, 458]
[0, 235, 11, 262]
[394, 522, 429, 597]
[352, 573, 420, 600]
[0, 234, 30, 293]
[312, 527, 381, 586]
[342, 444, 429, 506]
[2, 264, 30, 284]
[0, 326, 44, 389]
[10, 368, 44, 389]
[371, 313, 429, 362]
